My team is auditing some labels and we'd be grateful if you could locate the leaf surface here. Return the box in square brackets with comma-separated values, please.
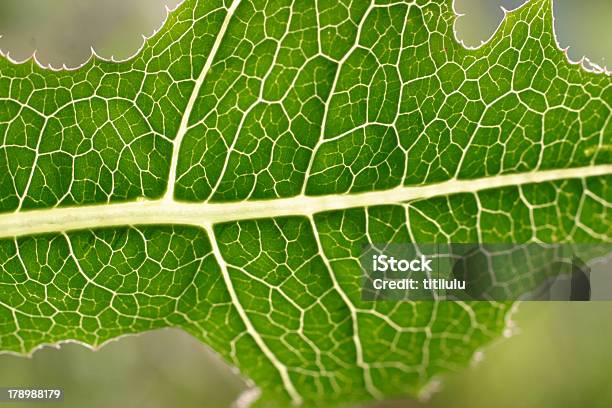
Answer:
[0, 0, 610, 406]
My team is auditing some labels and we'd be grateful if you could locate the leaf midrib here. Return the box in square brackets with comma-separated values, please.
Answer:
[0, 164, 608, 239]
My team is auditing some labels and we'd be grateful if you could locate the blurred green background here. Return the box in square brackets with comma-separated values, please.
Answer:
[0, 1, 610, 407]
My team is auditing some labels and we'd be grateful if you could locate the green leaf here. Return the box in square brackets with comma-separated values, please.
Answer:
[0, 0, 610, 406]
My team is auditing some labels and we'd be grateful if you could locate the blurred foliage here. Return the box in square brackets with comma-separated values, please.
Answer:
[0, 0, 182, 68]
[373, 303, 612, 408]
[0, 330, 246, 408]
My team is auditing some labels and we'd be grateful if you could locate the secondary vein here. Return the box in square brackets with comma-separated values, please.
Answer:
[164, 0, 243, 202]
